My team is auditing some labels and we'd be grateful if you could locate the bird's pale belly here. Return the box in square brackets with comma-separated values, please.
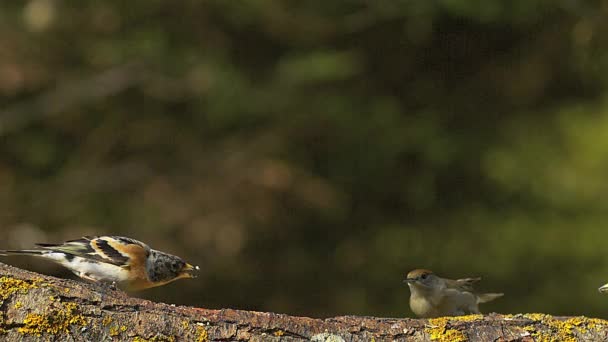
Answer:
[409, 296, 440, 318]
[46, 253, 131, 283]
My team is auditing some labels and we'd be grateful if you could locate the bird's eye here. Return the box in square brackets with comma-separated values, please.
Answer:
[420, 274, 428, 280]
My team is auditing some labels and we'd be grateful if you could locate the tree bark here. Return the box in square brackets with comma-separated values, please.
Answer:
[0, 262, 606, 341]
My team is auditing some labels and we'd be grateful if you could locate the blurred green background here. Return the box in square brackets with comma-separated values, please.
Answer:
[1, 0, 608, 318]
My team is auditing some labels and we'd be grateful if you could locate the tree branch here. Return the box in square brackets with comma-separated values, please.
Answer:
[0, 262, 606, 341]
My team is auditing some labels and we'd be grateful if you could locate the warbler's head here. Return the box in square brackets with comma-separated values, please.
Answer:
[404, 269, 441, 289]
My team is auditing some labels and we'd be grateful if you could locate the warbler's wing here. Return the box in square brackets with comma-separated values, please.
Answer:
[444, 277, 481, 292]
[440, 288, 479, 315]
[36, 236, 150, 268]
[477, 292, 504, 303]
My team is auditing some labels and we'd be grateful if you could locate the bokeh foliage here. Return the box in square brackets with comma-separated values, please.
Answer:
[1, 0, 608, 317]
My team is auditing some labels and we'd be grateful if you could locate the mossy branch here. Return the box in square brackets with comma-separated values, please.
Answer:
[0, 262, 606, 341]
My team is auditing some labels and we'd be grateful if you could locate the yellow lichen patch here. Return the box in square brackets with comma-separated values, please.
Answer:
[425, 315, 482, 342]
[274, 329, 285, 337]
[109, 325, 128, 336]
[523, 325, 536, 333]
[109, 326, 120, 337]
[133, 335, 176, 342]
[428, 315, 483, 325]
[196, 326, 209, 342]
[153, 335, 175, 342]
[13, 301, 23, 309]
[102, 316, 113, 326]
[585, 317, 608, 331]
[454, 314, 483, 322]
[0, 276, 39, 302]
[0, 312, 7, 334]
[522, 314, 608, 342]
[428, 327, 466, 342]
[17, 302, 88, 336]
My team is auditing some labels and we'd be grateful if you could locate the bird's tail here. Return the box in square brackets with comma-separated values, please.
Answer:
[477, 292, 504, 303]
[0, 250, 45, 257]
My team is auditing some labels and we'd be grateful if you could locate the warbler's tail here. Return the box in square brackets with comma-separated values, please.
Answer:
[0, 250, 45, 257]
[477, 292, 504, 303]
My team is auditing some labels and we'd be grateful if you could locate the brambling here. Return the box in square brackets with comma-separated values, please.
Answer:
[404, 269, 503, 318]
[0, 235, 199, 291]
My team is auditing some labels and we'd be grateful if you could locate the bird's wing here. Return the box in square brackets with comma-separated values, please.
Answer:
[476, 292, 504, 303]
[36, 236, 150, 268]
[444, 277, 481, 292]
[442, 288, 479, 314]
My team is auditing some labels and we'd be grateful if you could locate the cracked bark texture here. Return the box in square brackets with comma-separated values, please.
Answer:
[1, 262, 608, 341]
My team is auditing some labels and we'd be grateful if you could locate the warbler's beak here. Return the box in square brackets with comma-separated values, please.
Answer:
[403, 278, 416, 284]
[599, 283, 608, 293]
[181, 263, 200, 278]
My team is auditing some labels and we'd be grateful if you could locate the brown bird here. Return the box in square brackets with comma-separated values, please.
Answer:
[404, 269, 503, 318]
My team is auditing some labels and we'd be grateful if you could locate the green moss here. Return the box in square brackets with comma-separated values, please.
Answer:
[18, 302, 88, 336]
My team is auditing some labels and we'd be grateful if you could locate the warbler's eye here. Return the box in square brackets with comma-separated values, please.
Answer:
[420, 274, 428, 280]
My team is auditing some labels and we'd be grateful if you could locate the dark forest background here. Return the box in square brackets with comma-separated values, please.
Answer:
[2, 0, 608, 318]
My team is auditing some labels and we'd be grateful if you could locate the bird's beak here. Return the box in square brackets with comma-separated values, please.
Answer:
[599, 283, 608, 293]
[403, 278, 416, 284]
[181, 263, 200, 278]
